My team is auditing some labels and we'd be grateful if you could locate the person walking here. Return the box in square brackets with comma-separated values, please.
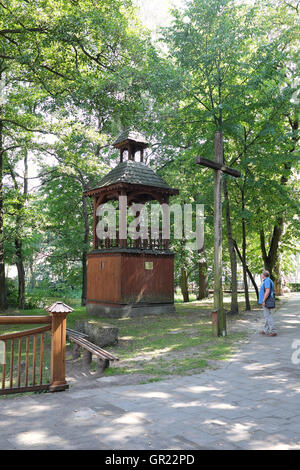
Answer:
[259, 270, 277, 336]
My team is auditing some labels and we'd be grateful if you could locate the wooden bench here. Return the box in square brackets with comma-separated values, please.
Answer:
[66, 327, 88, 340]
[66, 328, 119, 373]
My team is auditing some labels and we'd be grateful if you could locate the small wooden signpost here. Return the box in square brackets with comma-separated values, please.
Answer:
[195, 131, 241, 336]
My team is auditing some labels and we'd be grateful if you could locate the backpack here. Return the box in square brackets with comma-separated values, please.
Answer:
[264, 279, 275, 309]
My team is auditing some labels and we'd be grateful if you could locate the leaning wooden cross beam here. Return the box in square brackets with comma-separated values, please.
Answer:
[195, 131, 241, 337]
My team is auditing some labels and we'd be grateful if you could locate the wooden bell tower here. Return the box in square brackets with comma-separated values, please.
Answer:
[84, 130, 179, 318]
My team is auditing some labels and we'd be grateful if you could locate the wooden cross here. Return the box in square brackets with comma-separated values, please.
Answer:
[195, 131, 241, 337]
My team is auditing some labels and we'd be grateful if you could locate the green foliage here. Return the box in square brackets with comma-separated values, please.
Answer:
[1, 0, 153, 307]
[289, 283, 300, 292]
[1, 0, 299, 308]
[5, 278, 18, 307]
[145, 0, 299, 286]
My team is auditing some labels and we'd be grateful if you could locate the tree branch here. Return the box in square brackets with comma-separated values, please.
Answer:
[41, 64, 73, 80]
[76, 40, 115, 72]
[0, 54, 16, 61]
[2, 119, 51, 134]
[283, 0, 299, 12]
[0, 144, 21, 156]
[0, 27, 46, 35]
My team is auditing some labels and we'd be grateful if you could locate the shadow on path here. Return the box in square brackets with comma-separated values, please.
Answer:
[1, 294, 299, 450]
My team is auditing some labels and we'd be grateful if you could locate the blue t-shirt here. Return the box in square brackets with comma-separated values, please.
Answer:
[259, 277, 274, 304]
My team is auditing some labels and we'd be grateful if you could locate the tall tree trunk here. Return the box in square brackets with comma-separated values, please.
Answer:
[223, 178, 239, 313]
[81, 194, 89, 306]
[197, 247, 208, 300]
[242, 221, 251, 310]
[15, 238, 25, 309]
[273, 222, 285, 295]
[242, 187, 251, 310]
[0, 108, 7, 310]
[29, 258, 36, 290]
[260, 220, 284, 280]
[10, 153, 28, 309]
[274, 257, 284, 296]
[233, 239, 259, 300]
[181, 267, 189, 302]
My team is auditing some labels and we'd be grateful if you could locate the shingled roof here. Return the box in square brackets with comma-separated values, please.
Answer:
[113, 129, 148, 147]
[90, 160, 174, 191]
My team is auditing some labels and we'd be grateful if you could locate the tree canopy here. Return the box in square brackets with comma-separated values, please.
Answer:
[0, 0, 299, 310]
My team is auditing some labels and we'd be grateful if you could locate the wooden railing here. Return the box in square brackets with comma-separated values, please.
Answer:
[97, 229, 170, 251]
[0, 311, 69, 395]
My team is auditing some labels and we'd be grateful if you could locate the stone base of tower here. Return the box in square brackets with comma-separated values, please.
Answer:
[86, 249, 176, 318]
[86, 302, 175, 318]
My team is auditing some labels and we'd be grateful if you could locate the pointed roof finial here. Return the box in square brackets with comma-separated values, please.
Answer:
[45, 301, 74, 313]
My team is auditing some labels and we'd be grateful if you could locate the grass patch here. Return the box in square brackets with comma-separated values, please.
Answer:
[102, 355, 209, 378]
[102, 366, 133, 376]
[149, 356, 208, 376]
[1, 292, 261, 383]
[204, 332, 247, 361]
[139, 377, 165, 384]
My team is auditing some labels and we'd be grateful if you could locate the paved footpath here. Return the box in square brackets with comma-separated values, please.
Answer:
[1, 294, 300, 450]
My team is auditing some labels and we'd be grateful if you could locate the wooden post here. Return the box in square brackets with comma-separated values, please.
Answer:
[211, 310, 218, 337]
[83, 349, 92, 368]
[162, 196, 170, 250]
[47, 302, 73, 392]
[93, 197, 98, 250]
[195, 132, 241, 336]
[96, 358, 109, 374]
[119, 191, 127, 248]
[214, 131, 226, 336]
[50, 312, 68, 391]
[128, 143, 134, 160]
[72, 343, 81, 359]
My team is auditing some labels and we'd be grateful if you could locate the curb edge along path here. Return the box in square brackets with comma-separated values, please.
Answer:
[1, 294, 300, 450]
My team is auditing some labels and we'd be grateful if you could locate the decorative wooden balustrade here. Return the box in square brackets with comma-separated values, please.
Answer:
[0, 302, 72, 395]
[97, 229, 170, 251]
